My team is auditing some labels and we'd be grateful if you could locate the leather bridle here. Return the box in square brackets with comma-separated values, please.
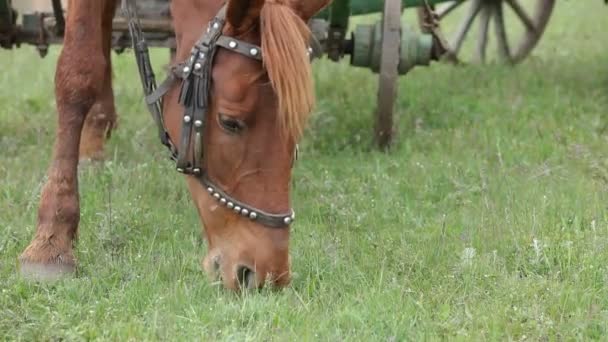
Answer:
[122, 0, 312, 228]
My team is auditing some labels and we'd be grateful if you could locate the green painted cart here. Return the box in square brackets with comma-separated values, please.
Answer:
[0, 0, 563, 148]
[312, 0, 558, 147]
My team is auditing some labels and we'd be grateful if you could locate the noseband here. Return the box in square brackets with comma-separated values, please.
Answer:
[123, 1, 310, 228]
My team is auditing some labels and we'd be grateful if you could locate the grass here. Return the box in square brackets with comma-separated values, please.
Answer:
[1, 1, 608, 340]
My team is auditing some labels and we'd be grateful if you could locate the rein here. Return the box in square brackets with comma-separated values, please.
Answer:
[122, 0, 309, 228]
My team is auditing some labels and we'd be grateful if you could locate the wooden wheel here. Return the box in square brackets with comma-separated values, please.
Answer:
[418, 0, 555, 64]
[375, 0, 402, 149]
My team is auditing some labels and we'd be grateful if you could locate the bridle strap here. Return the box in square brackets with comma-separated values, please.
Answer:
[216, 36, 263, 60]
[123, 0, 166, 145]
[199, 173, 294, 228]
[122, 0, 298, 228]
[145, 70, 178, 107]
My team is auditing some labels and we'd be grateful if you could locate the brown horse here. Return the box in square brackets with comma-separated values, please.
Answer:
[18, 0, 331, 290]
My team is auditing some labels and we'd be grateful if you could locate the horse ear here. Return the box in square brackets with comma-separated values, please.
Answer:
[295, 0, 332, 21]
[225, 0, 265, 29]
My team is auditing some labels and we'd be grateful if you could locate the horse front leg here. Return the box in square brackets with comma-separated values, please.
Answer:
[79, 1, 118, 162]
[79, 80, 117, 162]
[19, 0, 117, 280]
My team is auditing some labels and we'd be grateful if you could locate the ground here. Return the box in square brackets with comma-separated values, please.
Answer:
[1, 1, 607, 340]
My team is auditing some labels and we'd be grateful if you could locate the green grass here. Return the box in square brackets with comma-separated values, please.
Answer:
[1, 1, 608, 340]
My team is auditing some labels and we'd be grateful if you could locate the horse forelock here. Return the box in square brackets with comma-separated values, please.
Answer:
[260, 1, 314, 142]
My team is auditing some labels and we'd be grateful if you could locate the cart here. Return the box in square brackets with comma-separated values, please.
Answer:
[0, 0, 566, 148]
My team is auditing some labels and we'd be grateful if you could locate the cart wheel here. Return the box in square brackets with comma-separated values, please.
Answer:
[418, 0, 555, 64]
[375, 0, 402, 149]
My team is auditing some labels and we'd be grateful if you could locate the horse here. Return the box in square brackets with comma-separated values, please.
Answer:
[17, 0, 331, 291]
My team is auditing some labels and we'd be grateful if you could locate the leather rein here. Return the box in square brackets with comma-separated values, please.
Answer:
[122, 0, 309, 228]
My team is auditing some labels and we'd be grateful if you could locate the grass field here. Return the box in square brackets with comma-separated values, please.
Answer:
[1, 1, 608, 340]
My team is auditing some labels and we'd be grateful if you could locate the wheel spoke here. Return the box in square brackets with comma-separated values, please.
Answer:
[493, 1, 512, 63]
[426, 0, 556, 65]
[437, 1, 466, 20]
[450, 0, 483, 55]
[475, 5, 491, 63]
[505, 0, 537, 32]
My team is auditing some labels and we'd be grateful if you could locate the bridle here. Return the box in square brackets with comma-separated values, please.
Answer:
[122, 0, 311, 228]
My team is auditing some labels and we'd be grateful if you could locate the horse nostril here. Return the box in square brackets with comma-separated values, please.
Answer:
[236, 265, 256, 289]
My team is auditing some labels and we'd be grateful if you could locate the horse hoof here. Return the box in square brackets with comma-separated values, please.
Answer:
[19, 261, 76, 282]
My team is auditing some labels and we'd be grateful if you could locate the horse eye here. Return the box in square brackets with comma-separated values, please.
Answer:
[218, 114, 246, 134]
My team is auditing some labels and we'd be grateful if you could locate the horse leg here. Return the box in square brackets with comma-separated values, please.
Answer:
[19, 0, 117, 280]
[79, 2, 117, 162]
[79, 82, 117, 162]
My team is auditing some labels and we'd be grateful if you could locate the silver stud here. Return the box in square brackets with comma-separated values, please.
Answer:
[284, 217, 292, 225]
[194, 120, 203, 128]
[213, 22, 220, 30]
[241, 209, 249, 216]
[249, 212, 257, 220]
[227, 202, 234, 209]
[229, 41, 237, 49]
[184, 115, 191, 123]
[213, 193, 220, 200]
[234, 206, 241, 213]
[194, 63, 202, 70]
[220, 198, 227, 205]
[183, 66, 190, 73]
[199, 52, 206, 59]
[249, 48, 259, 56]
[207, 187, 214, 193]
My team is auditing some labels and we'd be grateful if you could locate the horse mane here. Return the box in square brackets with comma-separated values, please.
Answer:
[260, 1, 314, 142]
